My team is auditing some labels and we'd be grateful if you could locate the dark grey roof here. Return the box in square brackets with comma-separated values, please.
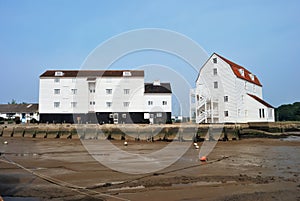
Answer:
[144, 83, 172, 93]
[0, 104, 39, 113]
[40, 70, 144, 78]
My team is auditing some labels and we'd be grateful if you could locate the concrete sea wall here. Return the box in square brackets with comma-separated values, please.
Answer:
[1, 122, 300, 141]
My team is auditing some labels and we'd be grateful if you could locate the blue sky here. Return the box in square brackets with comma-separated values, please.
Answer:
[0, 0, 299, 110]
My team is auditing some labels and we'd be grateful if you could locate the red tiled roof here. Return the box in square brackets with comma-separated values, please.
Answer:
[215, 53, 262, 86]
[247, 93, 273, 108]
[40, 70, 144, 78]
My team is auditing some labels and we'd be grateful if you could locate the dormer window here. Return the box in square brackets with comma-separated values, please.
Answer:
[123, 71, 132, 76]
[249, 73, 255, 81]
[55, 71, 64, 76]
[238, 69, 245, 77]
[213, 58, 217, 64]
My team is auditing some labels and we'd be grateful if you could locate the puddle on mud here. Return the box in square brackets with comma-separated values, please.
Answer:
[281, 136, 300, 142]
[172, 181, 227, 187]
[108, 185, 145, 191]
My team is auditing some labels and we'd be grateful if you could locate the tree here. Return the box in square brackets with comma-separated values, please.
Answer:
[276, 102, 300, 121]
[8, 99, 17, 104]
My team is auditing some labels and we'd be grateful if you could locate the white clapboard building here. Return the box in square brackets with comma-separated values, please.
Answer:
[39, 70, 172, 124]
[190, 53, 275, 123]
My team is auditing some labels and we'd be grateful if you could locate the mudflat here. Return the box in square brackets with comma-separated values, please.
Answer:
[0, 136, 299, 201]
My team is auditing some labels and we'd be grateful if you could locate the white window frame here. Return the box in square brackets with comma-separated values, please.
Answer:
[71, 102, 77, 108]
[106, 89, 112, 95]
[54, 89, 60, 94]
[123, 102, 130, 107]
[148, 101, 153, 106]
[213, 68, 218, 75]
[157, 113, 162, 117]
[162, 101, 167, 105]
[124, 89, 130, 94]
[214, 81, 218, 89]
[224, 96, 228, 102]
[71, 89, 77, 95]
[106, 102, 112, 107]
[54, 102, 60, 108]
[54, 78, 60, 83]
[224, 111, 229, 117]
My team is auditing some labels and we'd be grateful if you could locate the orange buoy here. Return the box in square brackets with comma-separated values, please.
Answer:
[200, 156, 207, 162]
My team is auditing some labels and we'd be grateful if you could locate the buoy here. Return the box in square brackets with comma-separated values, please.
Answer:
[3, 141, 8, 145]
[124, 141, 128, 146]
[200, 156, 207, 162]
[195, 145, 199, 149]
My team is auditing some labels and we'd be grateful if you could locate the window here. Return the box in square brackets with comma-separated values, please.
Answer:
[90, 101, 95, 105]
[90, 89, 95, 93]
[150, 114, 154, 118]
[54, 89, 60, 94]
[109, 114, 113, 118]
[54, 102, 60, 108]
[123, 102, 130, 107]
[55, 71, 64, 76]
[249, 74, 255, 81]
[124, 89, 130, 94]
[268, 108, 273, 118]
[123, 71, 132, 76]
[71, 89, 77, 94]
[122, 114, 127, 118]
[71, 102, 77, 108]
[214, 81, 218, 89]
[157, 113, 162, 117]
[224, 96, 228, 102]
[54, 78, 60, 83]
[259, 108, 265, 118]
[106, 102, 112, 107]
[213, 58, 217, 63]
[239, 69, 245, 76]
[213, 68, 218, 75]
[162, 101, 167, 105]
[224, 111, 229, 117]
[148, 101, 153, 105]
[106, 89, 112, 94]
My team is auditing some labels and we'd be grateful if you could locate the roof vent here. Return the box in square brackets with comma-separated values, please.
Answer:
[55, 71, 64, 76]
[123, 71, 132, 76]
[238, 69, 245, 77]
[153, 80, 160, 86]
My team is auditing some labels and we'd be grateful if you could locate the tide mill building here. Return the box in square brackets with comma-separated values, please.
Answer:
[191, 53, 275, 123]
[39, 70, 172, 124]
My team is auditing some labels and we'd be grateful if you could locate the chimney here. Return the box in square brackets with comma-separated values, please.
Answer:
[153, 80, 160, 86]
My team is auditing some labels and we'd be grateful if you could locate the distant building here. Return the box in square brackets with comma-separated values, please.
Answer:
[39, 70, 172, 124]
[0, 104, 39, 123]
[191, 53, 275, 123]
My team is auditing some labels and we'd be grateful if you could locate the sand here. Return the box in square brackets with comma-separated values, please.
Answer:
[0, 136, 299, 201]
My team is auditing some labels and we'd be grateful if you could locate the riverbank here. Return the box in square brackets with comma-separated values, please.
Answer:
[0, 136, 299, 201]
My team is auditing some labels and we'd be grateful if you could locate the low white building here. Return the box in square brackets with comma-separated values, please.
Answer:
[39, 70, 172, 124]
[191, 53, 275, 123]
[0, 104, 39, 123]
